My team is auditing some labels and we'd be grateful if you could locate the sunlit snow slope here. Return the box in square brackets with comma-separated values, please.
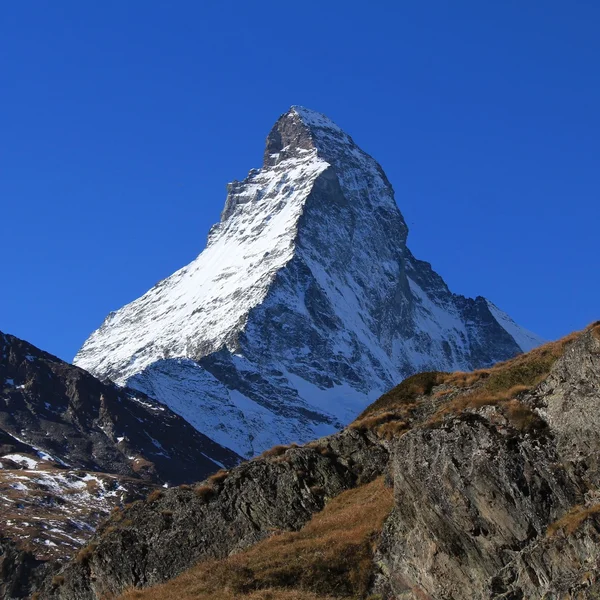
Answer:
[75, 107, 545, 457]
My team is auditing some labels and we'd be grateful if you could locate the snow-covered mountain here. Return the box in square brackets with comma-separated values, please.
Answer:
[74, 106, 544, 458]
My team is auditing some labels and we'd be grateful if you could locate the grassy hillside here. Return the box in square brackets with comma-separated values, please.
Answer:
[120, 477, 393, 600]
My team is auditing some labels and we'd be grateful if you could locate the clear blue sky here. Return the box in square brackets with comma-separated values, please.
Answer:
[2, 1, 598, 361]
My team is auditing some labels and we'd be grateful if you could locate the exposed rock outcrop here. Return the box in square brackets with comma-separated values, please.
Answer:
[42, 428, 388, 599]
[374, 327, 600, 599]
[0, 538, 54, 600]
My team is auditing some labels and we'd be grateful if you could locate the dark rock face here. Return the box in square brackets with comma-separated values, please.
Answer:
[374, 329, 600, 599]
[376, 417, 577, 598]
[42, 428, 388, 600]
[0, 539, 54, 600]
[0, 331, 240, 484]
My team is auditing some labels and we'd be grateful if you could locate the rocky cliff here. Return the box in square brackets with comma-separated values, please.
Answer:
[23, 323, 600, 600]
[74, 106, 543, 460]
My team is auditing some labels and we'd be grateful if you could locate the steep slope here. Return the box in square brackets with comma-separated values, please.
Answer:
[0, 331, 240, 575]
[0, 331, 240, 483]
[35, 324, 600, 600]
[75, 107, 544, 457]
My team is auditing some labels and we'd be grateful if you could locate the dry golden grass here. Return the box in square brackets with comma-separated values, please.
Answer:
[444, 370, 489, 388]
[430, 384, 532, 422]
[470, 329, 581, 393]
[194, 484, 215, 502]
[260, 445, 294, 459]
[425, 329, 586, 428]
[547, 503, 600, 537]
[358, 372, 446, 418]
[124, 589, 335, 600]
[146, 489, 163, 503]
[119, 477, 393, 600]
[207, 470, 230, 485]
[349, 410, 399, 431]
[353, 328, 586, 438]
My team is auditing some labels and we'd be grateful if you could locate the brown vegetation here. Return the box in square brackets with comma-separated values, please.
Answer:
[146, 489, 163, 503]
[75, 543, 98, 565]
[120, 477, 393, 600]
[547, 503, 600, 537]
[428, 384, 532, 425]
[85, 478, 100, 495]
[207, 470, 230, 485]
[427, 330, 583, 428]
[351, 329, 586, 439]
[260, 445, 293, 459]
[194, 484, 215, 502]
[359, 372, 446, 418]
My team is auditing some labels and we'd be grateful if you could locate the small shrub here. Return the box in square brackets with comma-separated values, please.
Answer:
[318, 446, 335, 458]
[503, 400, 545, 432]
[85, 479, 100, 495]
[376, 420, 409, 439]
[547, 504, 600, 537]
[161, 510, 174, 518]
[179, 484, 192, 491]
[350, 411, 398, 431]
[146, 489, 163, 503]
[75, 543, 97, 564]
[110, 506, 124, 522]
[207, 470, 229, 485]
[194, 484, 215, 502]
[260, 445, 291, 458]
[51, 575, 65, 587]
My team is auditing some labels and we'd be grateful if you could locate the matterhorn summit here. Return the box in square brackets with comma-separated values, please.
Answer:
[75, 107, 544, 458]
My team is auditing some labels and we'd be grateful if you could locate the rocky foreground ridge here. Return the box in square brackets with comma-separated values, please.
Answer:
[11, 322, 599, 600]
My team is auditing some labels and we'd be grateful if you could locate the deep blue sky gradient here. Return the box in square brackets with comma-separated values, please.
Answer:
[2, 1, 599, 361]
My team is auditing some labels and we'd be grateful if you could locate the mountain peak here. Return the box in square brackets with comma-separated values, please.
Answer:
[75, 108, 543, 459]
[263, 106, 350, 168]
[289, 106, 344, 133]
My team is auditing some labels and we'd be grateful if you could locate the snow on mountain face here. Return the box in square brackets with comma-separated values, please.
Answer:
[74, 106, 545, 458]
